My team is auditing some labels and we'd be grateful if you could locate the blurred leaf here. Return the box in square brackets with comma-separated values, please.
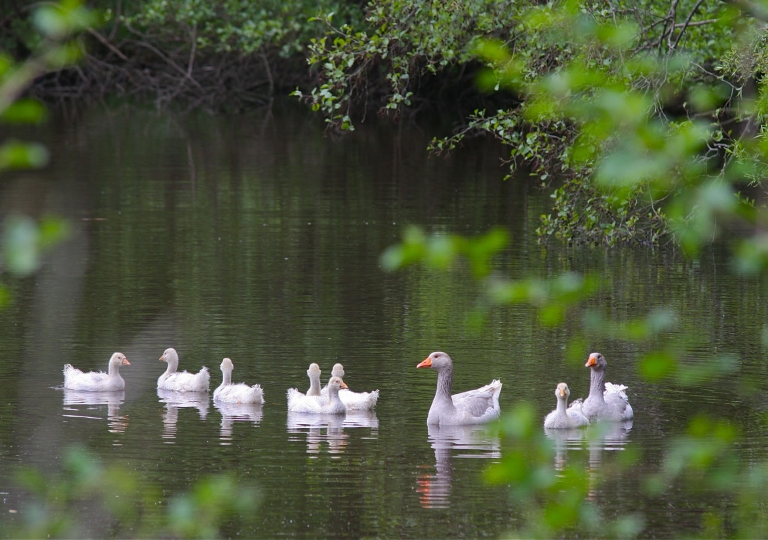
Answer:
[33, 0, 96, 40]
[676, 354, 738, 386]
[0, 285, 10, 308]
[4, 215, 41, 275]
[0, 100, 47, 124]
[380, 226, 427, 271]
[639, 351, 678, 381]
[584, 307, 676, 341]
[38, 217, 71, 249]
[0, 141, 49, 170]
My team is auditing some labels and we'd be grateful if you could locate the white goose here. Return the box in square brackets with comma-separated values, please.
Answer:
[213, 358, 264, 404]
[157, 348, 210, 392]
[63, 352, 130, 392]
[581, 352, 633, 422]
[305, 363, 322, 397]
[417, 351, 502, 426]
[287, 376, 348, 414]
[543, 382, 589, 428]
[321, 363, 379, 411]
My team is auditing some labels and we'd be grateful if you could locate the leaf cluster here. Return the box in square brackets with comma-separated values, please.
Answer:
[121, 0, 362, 58]
[4, 446, 259, 539]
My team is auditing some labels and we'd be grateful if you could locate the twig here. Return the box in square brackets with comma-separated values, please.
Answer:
[261, 53, 274, 96]
[87, 28, 128, 61]
[672, 0, 707, 50]
[124, 39, 202, 88]
[673, 19, 718, 28]
[668, 0, 681, 49]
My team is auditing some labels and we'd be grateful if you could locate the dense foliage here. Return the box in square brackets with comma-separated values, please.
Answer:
[3, 0, 765, 243]
[298, 0, 749, 245]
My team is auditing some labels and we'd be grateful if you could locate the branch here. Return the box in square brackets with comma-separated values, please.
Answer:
[671, 0, 707, 50]
[124, 39, 202, 89]
[87, 28, 128, 61]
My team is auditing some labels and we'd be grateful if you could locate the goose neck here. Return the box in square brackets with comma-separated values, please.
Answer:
[556, 395, 568, 416]
[327, 385, 340, 404]
[307, 373, 321, 396]
[588, 368, 606, 402]
[221, 369, 232, 386]
[164, 355, 178, 374]
[434, 368, 454, 403]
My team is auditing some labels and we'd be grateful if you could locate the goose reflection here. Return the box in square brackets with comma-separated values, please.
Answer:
[342, 411, 379, 430]
[62, 388, 128, 436]
[157, 388, 209, 442]
[286, 411, 379, 456]
[544, 427, 587, 471]
[214, 401, 263, 444]
[545, 419, 632, 499]
[418, 424, 501, 509]
[287, 412, 347, 456]
[585, 419, 633, 500]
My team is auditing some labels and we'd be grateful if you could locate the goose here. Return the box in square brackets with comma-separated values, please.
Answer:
[417, 351, 502, 426]
[63, 352, 130, 392]
[321, 363, 379, 411]
[305, 363, 322, 396]
[581, 352, 633, 422]
[320, 363, 345, 394]
[213, 358, 264, 404]
[157, 348, 210, 392]
[543, 382, 589, 428]
[287, 376, 348, 414]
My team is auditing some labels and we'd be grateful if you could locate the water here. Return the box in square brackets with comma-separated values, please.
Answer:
[1, 105, 767, 537]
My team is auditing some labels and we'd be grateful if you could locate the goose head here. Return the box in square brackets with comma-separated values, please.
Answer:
[555, 382, 570, 400]
[159, 348, 179, 369]
[307, 363, 321, 377]
[326, 376, 349, 395]
[111, 352, 131, 367]
[220, 358, 234, 372]
[585, 352, 607, 371]
[331, 363, 345, 378]
[417, 351, 452, 371]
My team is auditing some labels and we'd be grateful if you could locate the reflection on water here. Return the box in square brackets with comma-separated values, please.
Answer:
[6, 108, 763, 538]
[157, 389, 209, 443]
[287, 412, 347, 456]
[286, 411, 379, 457]
[544, 427, 587, 471]
[214, 401, 263, 445]
[418, 424, 501, 509]
[61, 388, 128, 438]
[545, 420, 633, 500]
[342, 411, 379, 431]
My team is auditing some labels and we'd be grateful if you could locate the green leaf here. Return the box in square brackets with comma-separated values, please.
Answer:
[0, 99, 48, 125]
[3, 215, 41, 276]
[0, 141, 50, 170]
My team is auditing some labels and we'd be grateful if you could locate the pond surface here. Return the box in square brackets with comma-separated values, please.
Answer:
[1, 105, 767, 538]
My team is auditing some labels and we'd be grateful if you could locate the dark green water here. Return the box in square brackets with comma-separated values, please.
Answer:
[1, 105, 767, 538]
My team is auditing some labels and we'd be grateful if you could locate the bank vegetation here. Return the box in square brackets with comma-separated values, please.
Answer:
[2, 0, 767, 244]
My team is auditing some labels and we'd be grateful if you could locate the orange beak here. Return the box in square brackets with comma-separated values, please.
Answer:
[159, 355, 164, 362]
[585, 355, 597, 368]
[417, 357, 432, 368]
[123, 358, 131, 366]
[340, 380, 349, 389]
[559, 388, 566, 396]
